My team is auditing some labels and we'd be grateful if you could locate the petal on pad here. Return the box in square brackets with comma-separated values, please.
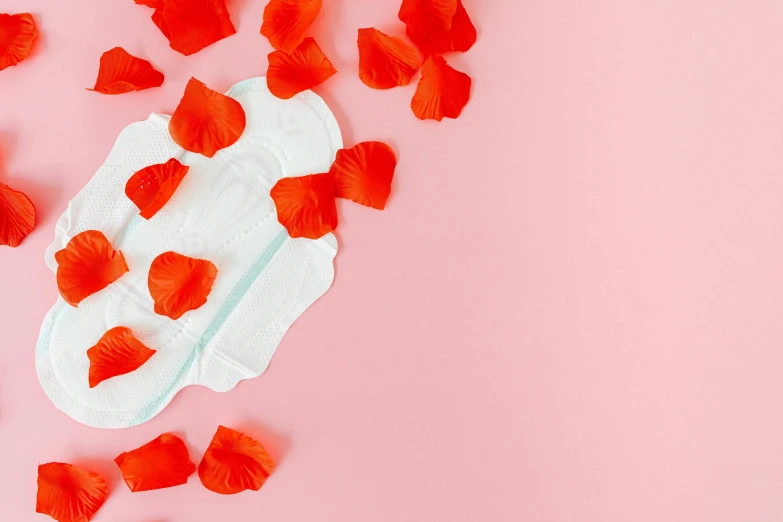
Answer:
[330, 142, 396, 210]
[36, 463, 108, 522]
[198, 425, 275, 494]
[398, 0, 457, 31]
[0, 180, 35, 247]
[148, 251, 218, 320]
[162, 0, 237, 56]
[270, 173, 337, 239]
[267, 37, 336, 100]
[0, 13, 38, 71]
[125, 158, 190, 219]
[405, 0, 475, 56]
[55, 231, 129, 307]
[169, 78, 246, 158]
[358, 28, 420, 90]
[87, 327, 156, 388]
[411, 54, 471, 121]
[115, 433, 196, 492]
[89, 47, 164, 95]
[261, 0, 322, 54]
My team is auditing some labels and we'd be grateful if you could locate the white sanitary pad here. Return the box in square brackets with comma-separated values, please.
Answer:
[36, 77, 342, 428]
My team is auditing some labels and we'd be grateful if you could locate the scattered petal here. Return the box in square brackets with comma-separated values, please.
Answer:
[87, 327, 156, 388]
[267, 37, 336, 100]
[55, 231, 129, 307]
[198, 425, 275, 494]
[270, 173, 337, 239]
[115, 433, 196, 492]
[358, 28, 420, 90]
[89, 47, 164, 95]
[134, 0, 170, 38]
[330, 142, 396, 210]
[261, 0, 322, 54]
[36, 462, 108, 522]
[125, 158, 189, 219]
[398, 0, 457, 31]
[148, 251, 218, 320]
[162, 0, 237, 56]
[405, 0, 475, 56]
[0, 180, 35, 247]
[169, 78, 246, 158]
[0, 13, 38, 71]
[411, 54, 471, 121]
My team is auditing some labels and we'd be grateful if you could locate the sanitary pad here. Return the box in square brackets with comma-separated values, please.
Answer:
[36, 77, 342, 428]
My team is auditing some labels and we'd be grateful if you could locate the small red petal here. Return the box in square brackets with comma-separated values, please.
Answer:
[330, 142, 396, 210]
[36, 462, 108, 522]
[89, 47, 164, 95]
[125, 158, 189, 219]
[0, 180, 35, 247]
[169, 78, 246, 158]
[115, 433, 196, 492]
[399, 0, 457, 31]
[261, 0, 322, 54]
[267, 37, 337, 100]
[148, 251, 218, 320]
[405, 0, 475, 56]
[161, 0, 236, 56]
[358, 28, 420, 90]
[270, 173, 337, 239]
[87, 327, 156, 388]
[0, 13, 38, 71]
[198, 425, 275, 494]
[55, 231, 129, 307]
[411, 54, 471, 121]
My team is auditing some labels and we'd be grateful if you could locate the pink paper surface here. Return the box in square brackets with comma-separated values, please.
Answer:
[2, 1, 783, 520]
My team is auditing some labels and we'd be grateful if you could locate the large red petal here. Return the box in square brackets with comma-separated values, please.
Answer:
[270, 173, 337, 239]
[405, 0, 475, 56]
[198, 425, 275, 494]
[115, 433, 196, 492]
[55, 231, 129, 307]
[0, 13, 38, 71]
[89, 47, 164, 95]
[87, 327, 156, 388]
[410, 54, 471, 121]
[148, 251, 218, 320]
[0, 180, 35, 247]
[261, 0, 322, 54]
[267, 37, 336, 100]
[330, 142, 396, 210]
[358, 28, 420, 90]
[399, 0, 457, 31]
[162, 0, 237, 56]
[125, 158, 189, 219]
[169, 78, 246, 158]
[36, 462, 108, 522]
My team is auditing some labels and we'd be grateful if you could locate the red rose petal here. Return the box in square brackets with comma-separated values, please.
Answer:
[36, 462, 108, 522]
[169, 78, 246, 158]
[115, 433, 196, 492]
[0, 180, 35, 247]
[399, 0, 457, 31]
[330, 142, 396, 210]
[198, 425, 275, 495]
[125, 158, 189, 219]
[267, 37, 337, 100]
[405, 0, 475, 56]
[411, 54, 471, 121]
[270, 173, 337, 239]
[357, 28, 420, 90]
[55, 231, 129, 307]
[87, 327, 156, 388]
[162, 0, 236, 56]
[148, 251, 218, 320]
[89, 47, 164, 95]
[261, 0, 322, 54]
[0, 13, 38, 71]
[134, 0, 171, 38]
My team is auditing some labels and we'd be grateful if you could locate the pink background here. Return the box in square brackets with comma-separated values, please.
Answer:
[2, 0, 783, 520]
